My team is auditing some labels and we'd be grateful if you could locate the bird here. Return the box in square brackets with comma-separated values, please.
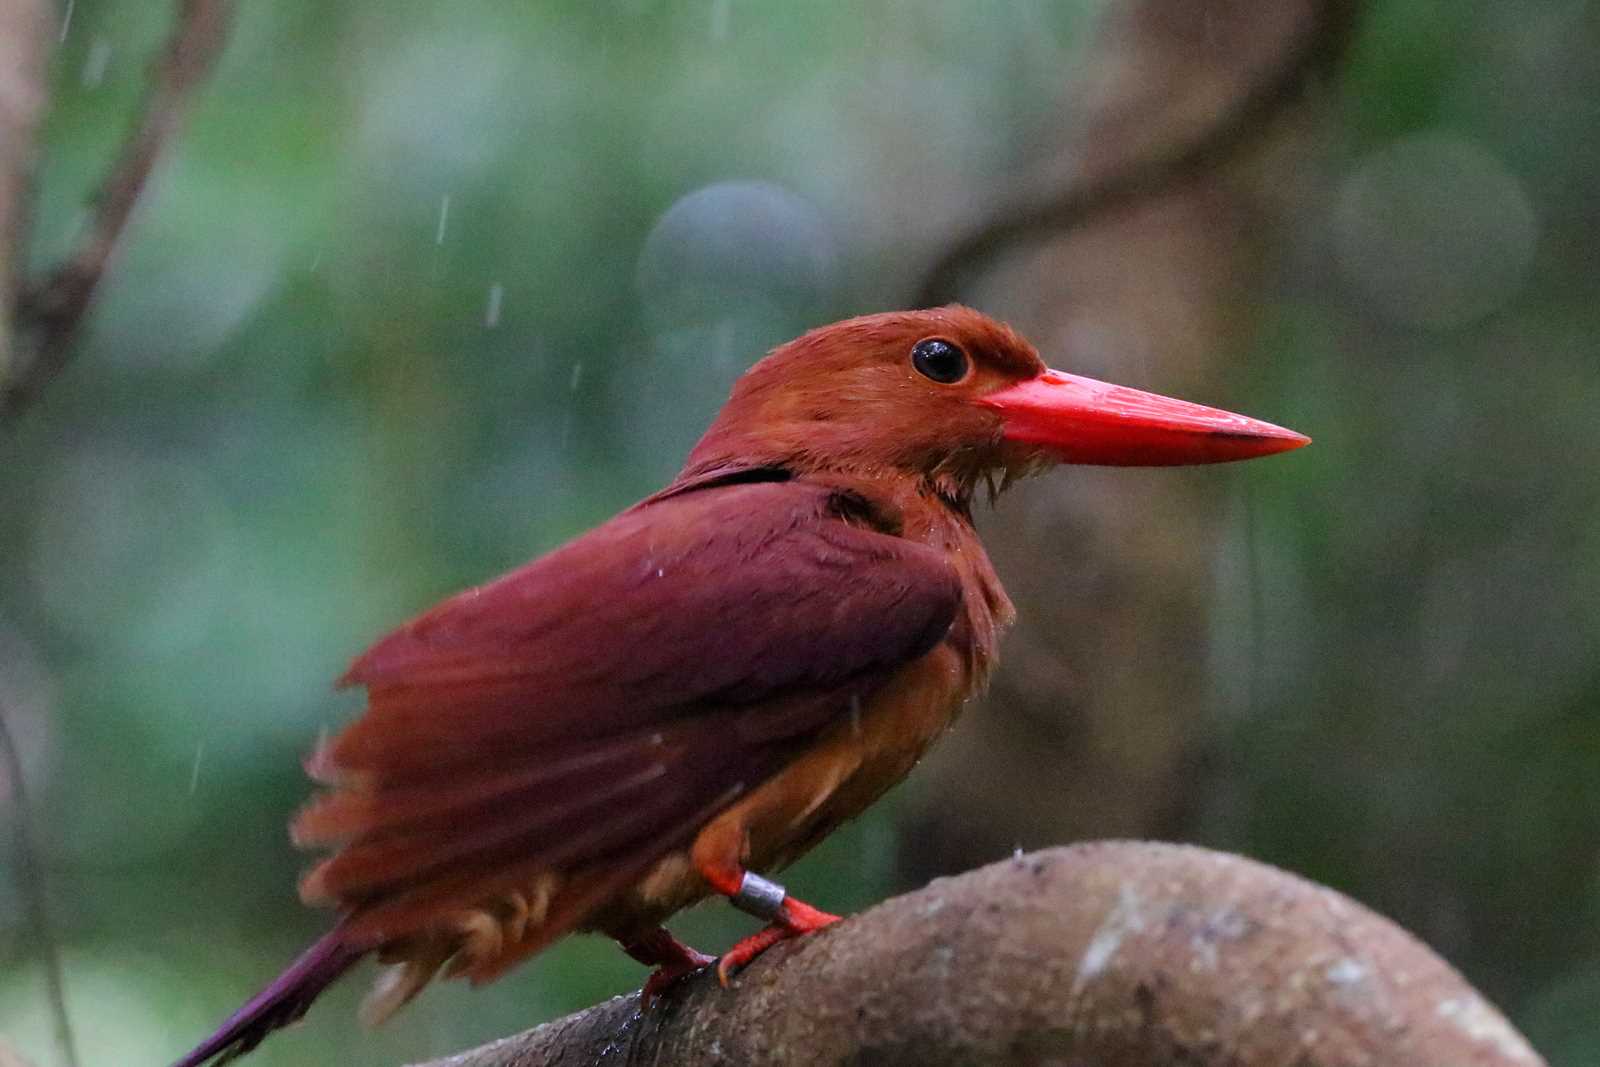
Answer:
[174, 306, 1307, 1066]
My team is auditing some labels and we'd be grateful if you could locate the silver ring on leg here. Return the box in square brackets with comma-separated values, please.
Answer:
[731, 872, 786, 921]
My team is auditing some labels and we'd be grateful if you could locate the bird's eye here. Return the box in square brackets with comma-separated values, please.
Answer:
[911, 338, 969, 384]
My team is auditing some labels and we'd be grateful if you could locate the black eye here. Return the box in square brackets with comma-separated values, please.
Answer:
[911, 338, 968, 384]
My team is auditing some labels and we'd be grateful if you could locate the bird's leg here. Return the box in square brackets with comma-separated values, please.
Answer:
[697, 859, 841, 984]
[618, 926, 715, 1005]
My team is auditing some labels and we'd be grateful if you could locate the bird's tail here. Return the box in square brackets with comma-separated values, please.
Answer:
[173, 927, 362, 1067]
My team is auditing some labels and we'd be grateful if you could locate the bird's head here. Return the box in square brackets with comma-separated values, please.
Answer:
[683, 306, 1308, 505]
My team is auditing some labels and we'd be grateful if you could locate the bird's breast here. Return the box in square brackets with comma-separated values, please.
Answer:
[611, 639, 979, 932]
[747, 638, 982, 869]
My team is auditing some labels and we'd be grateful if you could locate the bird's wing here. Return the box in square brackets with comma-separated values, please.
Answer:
[294, 477, 961, 943]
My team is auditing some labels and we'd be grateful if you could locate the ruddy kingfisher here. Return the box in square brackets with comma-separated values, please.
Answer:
[175, 306, 1307, 1065]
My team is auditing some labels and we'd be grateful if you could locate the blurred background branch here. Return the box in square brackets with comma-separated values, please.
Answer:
[0, 4, 72, 1067]
[408, 844, 1545, 1067]
[0, 4, 232, 1066]
[0, 692, 71, 1067]
[0, 0, 50, 408]
[916, 0, 1360, 306]
[1, 0, 232, 421]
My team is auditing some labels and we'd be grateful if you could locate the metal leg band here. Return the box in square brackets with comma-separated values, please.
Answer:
[731, 872, 787, 921]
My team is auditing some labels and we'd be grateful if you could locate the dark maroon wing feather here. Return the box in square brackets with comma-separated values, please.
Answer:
[299, 479, 960, 937]
[325, 481, 954, 772]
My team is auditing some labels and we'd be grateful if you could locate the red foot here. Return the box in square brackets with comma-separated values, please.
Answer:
[619, 927, 715, 1006]
[716, 897, 841, 985]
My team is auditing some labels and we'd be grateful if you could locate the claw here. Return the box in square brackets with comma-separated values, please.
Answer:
[716, 897, 841, 985]
[619, 927, 715, 1006]
[641, 946, 716, 1005]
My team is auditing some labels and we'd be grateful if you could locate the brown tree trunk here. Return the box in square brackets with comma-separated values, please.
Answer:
[901, 0, 1353, 881]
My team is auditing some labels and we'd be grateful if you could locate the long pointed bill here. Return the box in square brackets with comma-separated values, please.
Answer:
[978, 369, 1310, 466]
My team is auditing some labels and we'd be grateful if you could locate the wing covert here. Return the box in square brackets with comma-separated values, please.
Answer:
[297, 478, 962, 939]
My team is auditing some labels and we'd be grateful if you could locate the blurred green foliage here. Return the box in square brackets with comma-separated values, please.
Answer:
[0, 1, 1596, 1065]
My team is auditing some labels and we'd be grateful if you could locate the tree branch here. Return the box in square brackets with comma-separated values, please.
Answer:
[914, 0, 1360, 307]
[407, 842, 1544, 1067]
[0, 0, 50, 405]
[0, 0, 233, 421]
[0, 688, 76, 1067]
[0, 5, 77, 1065]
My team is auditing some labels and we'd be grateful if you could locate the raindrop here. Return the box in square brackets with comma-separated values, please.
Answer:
[710, 0, 731, 40]
[81, 37, 110, 88]
[485, 283, 504, 328]
[435, 193, 452, 245]
[559, 359, 584, 450]
[58, 0, 73, 42]
[187, 741, 205, 796]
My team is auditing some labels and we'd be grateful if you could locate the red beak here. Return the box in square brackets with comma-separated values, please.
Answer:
[978, 369, 1310, 466]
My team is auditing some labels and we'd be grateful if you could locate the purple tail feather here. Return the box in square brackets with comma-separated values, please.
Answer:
[173, 928, 362, 1067]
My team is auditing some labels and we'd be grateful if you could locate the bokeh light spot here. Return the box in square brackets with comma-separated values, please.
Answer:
[1333, 130, 1539, 331]
[28, 447, 236, 657]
